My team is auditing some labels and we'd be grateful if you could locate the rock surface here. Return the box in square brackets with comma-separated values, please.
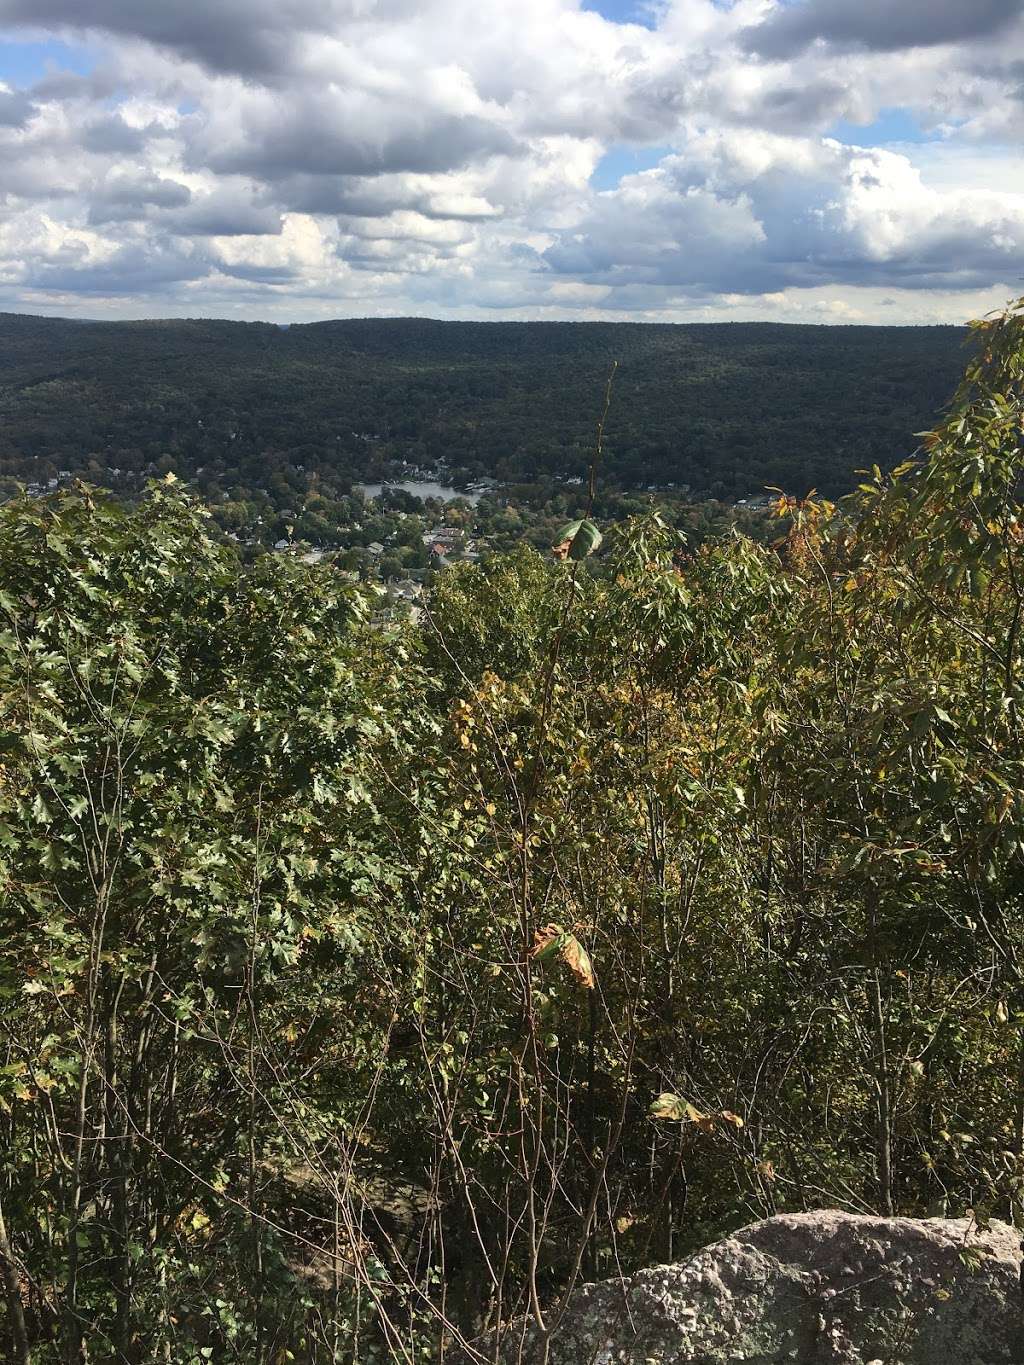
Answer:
[483, 1211, 1024, 1364]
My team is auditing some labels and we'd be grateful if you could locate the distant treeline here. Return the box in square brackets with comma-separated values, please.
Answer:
[0, 311, 964, 508]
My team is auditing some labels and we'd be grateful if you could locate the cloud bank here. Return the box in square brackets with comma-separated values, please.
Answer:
[0, 0, 1022, 322]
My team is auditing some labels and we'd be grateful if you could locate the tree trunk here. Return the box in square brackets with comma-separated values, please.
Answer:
[870, 967, 894, 1216]
[0, 1191, 32, 1365]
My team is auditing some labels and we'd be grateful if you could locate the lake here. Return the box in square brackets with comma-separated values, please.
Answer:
[356, 480, 482, 505]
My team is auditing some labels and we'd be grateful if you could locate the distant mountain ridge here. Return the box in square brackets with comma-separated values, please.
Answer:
[0, 310, 965, 503]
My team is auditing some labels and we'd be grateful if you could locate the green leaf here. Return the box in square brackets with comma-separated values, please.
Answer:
[553, 519, 602, 560]
[649, 1093, 705, 1123]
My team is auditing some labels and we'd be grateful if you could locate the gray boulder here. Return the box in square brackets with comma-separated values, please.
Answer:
[483, 1211, 1024, 1364]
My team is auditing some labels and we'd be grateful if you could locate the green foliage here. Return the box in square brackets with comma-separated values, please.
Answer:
[552, 519, 602, 560]
[0, 312, 963, 526]
[0, 482, 423, 1361]
[4, 302, 1024, 1363]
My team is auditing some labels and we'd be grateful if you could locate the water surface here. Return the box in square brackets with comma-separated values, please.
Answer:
[356, 479, 482, 504]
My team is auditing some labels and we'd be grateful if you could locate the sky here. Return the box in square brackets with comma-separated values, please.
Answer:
[0, 1, 1023, 324]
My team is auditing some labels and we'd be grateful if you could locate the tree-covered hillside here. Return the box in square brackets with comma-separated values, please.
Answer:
[3, 304, 1023, 1363]
[0, 311, 963, 506]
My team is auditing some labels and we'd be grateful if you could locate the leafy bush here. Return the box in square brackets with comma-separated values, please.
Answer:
[3, 303, 1024, 1362]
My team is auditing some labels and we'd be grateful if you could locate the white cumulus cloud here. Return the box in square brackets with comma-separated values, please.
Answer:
[0, 0, 1020, 320]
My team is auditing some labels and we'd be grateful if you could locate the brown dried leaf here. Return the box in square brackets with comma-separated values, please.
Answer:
[530, 924, 563, 962]
[561, 933, 595, 990]
[530, 925, 595, 989]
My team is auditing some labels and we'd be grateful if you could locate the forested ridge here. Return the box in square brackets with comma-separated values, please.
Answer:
[0, 311, 963, 507]
[2, 303, 1024, 1363]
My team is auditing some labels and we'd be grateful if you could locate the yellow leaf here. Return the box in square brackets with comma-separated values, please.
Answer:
[650, 1093, 684, 1120]
[529, 924, 595, 989]
[561, 934, 595, 991]
[650, 1093, 705, 1123]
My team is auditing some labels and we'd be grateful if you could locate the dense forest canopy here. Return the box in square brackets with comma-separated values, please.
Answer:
[2, 302, 1024, 1363]
[0, 312, 964, 509]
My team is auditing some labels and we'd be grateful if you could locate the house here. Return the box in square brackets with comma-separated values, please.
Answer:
[401, 579, 422, 595]
[369, 599, 423, 631]
[388, 579, 423, 603]
[424, 525, 462, 547]
[367, 541, 385, 556]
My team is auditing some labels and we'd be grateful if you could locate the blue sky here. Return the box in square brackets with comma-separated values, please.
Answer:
[827, 109, 939, 146]
[581, 0, 660, 26]
[0, 36, 95, 86]
[0, 0, 1021, 324]
[591, 145, 673, 190]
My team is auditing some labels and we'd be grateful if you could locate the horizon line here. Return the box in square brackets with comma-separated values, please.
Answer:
[0, 308, 967, 331]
